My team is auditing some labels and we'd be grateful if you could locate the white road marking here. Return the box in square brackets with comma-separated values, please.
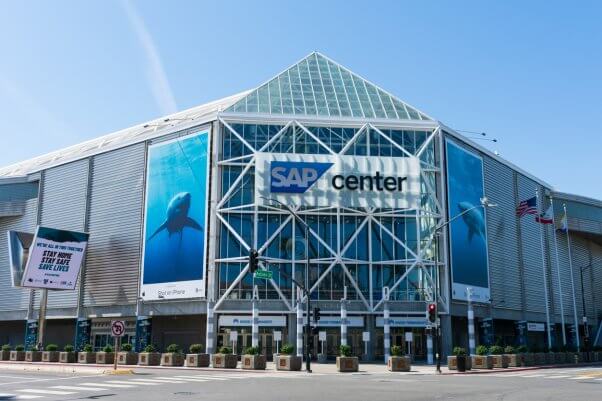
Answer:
[542, 375, 571, 379]
[521, 374, 546, 378]
[0, 375, 39, 380]
[0, 374, 105, 387]
[570, 376, 594, 380]
[15, 395, 44, 400]
[157, 376, 208, 382]
[175, 375, 228, 381]
[81, 382, 134, 388]
[52, 385, 108, 391]
[129, 378, 186, 383]
[18, 388, 75, 395]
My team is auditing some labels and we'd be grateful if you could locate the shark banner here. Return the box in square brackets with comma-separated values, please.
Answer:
[140, 130, 210, 301]
[445, 139, 491, 303]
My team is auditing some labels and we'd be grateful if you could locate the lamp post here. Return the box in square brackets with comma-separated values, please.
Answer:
[432, 196, 497, 373]
[260, 196, 312, 373]
[578, 263, 592, 352]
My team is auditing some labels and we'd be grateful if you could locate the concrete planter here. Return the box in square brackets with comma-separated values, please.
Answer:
[117, 352, 138, 365]
[185, 353, 210, 367]
[447, 356, 457, 370]
[42, 351, 60, 362]
[578, 352, 587, 362]
[59, 352, 76, 363]
[387, 356, 411, 372]
[9, 351, 25, 361]
[518, 353, 534, 366]
[596, 352, 602, 362]
[161, 353, 184, 366]
[544, 353, 555, 364]
[533, 353, 547, 365]
[472, 355, 493, 369]
[25, 351, 42, 362]
[554, 352, 566, 364]
[336, 356, 359, 372]
[0, 350, 10, 361]
[491, 355, 508, 368]
[78, 352, 96, 364]
[212, 353, 237, 368]
[505, 354, 519, 367]
[96, 352, 115, 364]
[242, 354, 266, 370]
[317, 353, 328, 364]
[138, 352, 161, 366]
[275, 355, 302, 371]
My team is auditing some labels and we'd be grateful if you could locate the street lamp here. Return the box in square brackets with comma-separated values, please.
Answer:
[432, 196, 497, 373]
[577, 263, 593, 352]
[260, 196, 313, 373]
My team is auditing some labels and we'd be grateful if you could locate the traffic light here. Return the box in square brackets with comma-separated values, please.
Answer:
[428, 303, 437, 323]
[313, 307, 321, 323]
[249, 249, 259, 273]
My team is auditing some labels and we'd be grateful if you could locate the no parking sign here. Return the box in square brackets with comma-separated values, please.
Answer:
[111, 320, 126, 337]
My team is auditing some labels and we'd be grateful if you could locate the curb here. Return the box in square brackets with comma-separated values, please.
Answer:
[443, 362, 602, 375]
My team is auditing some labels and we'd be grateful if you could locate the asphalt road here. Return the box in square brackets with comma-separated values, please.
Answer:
[0, 366, 601, 401]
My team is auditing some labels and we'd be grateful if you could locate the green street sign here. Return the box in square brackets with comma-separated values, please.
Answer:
[254, 270, 273, 280]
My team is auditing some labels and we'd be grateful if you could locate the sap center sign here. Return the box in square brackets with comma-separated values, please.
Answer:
[255, 153, 422, 209]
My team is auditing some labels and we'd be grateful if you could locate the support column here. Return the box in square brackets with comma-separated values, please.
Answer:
[384, 301, 390, 363]
[206, 302, 215, 355]
[340, 301, 347, 346]
[427, 333, 434, 364]
[440, 314, 453, 357]
[252, 299, 259, 348]
[467, 288, 476, 356]
[296, 301, 303, 357]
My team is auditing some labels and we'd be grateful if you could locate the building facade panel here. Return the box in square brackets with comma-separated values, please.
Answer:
[39, 159, 89, 310]
[83, 143, 145, 307]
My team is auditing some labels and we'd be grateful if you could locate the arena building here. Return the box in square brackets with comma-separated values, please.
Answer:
[0, 52, 600, 361]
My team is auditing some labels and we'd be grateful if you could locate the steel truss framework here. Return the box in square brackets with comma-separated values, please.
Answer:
[211, 114, 449, 315]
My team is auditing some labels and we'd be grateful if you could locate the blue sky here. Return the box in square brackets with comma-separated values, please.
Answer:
[1, 0, 600, 199]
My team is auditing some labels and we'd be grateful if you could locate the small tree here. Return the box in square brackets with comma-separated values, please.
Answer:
[489, 345, 504, 355]
[516, 345, 528, 354]
[121, 343, 133, 352]
[280, 344, 294, 355]
[15, 345, 25, 352]
[244, 346, 260, 355]
[165, 344, 181, 354]
[452, 347, 467, 356]
[45, 344, 58, 352]
[339, 344, 352, 357]
[102, 344, 113, 353]
[143, 344, 156, 353]
[390, 345, 403, 357]
[476, 345, 488, 355]
[504, 345, 515, 354]
[30, 345, 38, 352]
[63, 344, 74, 352]
[1, 344, 11, 351]
[83, 344, 93, 352]
[189, 344, 203, 354]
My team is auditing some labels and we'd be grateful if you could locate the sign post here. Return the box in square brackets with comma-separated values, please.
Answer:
[111, 320, 125, 371]
[274, 330, 282, 354]
[229, 330, 238, 354]
[362, 331, 370, 357]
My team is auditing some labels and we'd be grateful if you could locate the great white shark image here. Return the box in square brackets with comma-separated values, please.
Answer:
[149, 192, 203, 240]
[458, 201, 485, 242]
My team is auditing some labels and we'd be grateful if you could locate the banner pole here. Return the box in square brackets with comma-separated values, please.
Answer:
[536, 189, 553, 350]
[37, 289, 48, 350]
[550, 197, 566, 346]
[564, 203, 580, 351]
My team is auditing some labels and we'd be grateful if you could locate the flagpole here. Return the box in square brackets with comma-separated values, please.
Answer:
[564, 203, 580, 351]
[536, 188, 553, 350]
[550, 197, 566, 346]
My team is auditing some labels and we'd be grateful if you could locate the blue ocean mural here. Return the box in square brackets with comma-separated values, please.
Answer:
[445, 139, 490, 302]
[141, 131, 208, 299]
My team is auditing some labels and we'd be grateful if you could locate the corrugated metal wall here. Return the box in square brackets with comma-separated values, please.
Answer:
[39, 160, 89, 310]
[483, 156, 522, 310]
[83, 143, 145, 306]
[0, 199, 38, 312]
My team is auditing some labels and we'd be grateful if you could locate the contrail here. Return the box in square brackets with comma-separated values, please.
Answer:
[122, 0, 177, 115]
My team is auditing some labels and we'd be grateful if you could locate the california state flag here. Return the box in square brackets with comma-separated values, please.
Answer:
[557, 211, 568, 232]
[535, 206, 553, 224]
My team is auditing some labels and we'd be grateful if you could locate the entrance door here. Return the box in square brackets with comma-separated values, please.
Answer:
[259, 333, 274, 358]
[349, 330, 363, 357]
[326, 331, 340, 357]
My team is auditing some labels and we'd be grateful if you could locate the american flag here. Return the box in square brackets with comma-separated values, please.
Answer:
[516, 196, 537, 217]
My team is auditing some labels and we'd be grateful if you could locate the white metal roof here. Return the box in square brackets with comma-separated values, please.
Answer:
[0, 90, 249, 177]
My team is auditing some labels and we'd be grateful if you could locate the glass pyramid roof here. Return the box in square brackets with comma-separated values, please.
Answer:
[225, 52, 431, 121]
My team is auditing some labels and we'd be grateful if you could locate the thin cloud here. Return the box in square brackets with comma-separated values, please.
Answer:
[122, 0, 177, 115]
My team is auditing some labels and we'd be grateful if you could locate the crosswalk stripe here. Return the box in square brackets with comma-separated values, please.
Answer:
[570, 376, 594, 380]
[52, 385, 108, 391]
[15, 396, 44, 400]
[175, 375, 228, 381]
[82, 382, 134, 388]
[18, 389, 75, 395]
[128, 378, 186, 383]
[521, 374, 545, 378]
[157, 377, 208, 382]
[119, 380, 160, 386]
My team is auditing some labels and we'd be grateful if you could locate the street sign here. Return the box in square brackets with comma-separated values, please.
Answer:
[254, 270, 273, 280]
[405, 332, 413, 342]
[319, 331, 327, 341]
[362, 331, 370, 342]
[274, 331, 282, 341]
[111, 320, 126, 337]
[229, 330, 238, 342]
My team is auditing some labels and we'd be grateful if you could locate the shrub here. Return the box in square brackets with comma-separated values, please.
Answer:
[121, 343, 133, 352]
[504, 346, 515, 354]
[63, 344, 74, 352]
[2, 344, 11, 351]
[476, 345, 488, 355]
[189, 344, 203, 354]
[489, 345, 504, 355]
[219, 346, 232, 354]
[102, 345, 113, 353]
[280, 344, 294, 355]
[15, 345, 25, 352]
[339, 344, 352, 357]
[165, 344, 181, 354]
[30, 345, 38, 351]
[452, 347, 467, 356]
[516, 345, 528, 353]
[83, 344, 93, 352]
[244, 346, 259, 355]
[390, 345, 403, 357]
[143, 344, 156, 353]
[45, 344, 58, 352]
